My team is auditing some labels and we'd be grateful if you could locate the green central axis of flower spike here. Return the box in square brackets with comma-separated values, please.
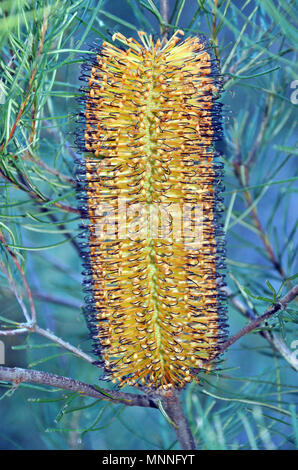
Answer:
[142, 62, 165, 375]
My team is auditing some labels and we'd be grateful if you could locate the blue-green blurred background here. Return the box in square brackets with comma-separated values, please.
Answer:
[0, 0, 297, 450]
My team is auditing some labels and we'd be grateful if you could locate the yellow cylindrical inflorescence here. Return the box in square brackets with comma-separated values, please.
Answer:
[77, 31, 227, 390]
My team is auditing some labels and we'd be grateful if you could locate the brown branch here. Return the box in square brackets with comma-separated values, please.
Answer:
[246, 191, 285, 278]
[26, 186, 79, 216]
[156, 389, 196, 450]
[232, 101, 285, 280]
[36, 252, 82, 283]
[0, 232, 89, 364]
[0, 13, 78, 218]
[0, 12, 48, 152]
[245, 102, 270, 170]
[219, 284, 298, 358]
[34, 325, 94, 364]
[1, 286, 296, 447]
[0, 260, 31, 323]
[221, 285, 298, 370]
[212, 0, 219, 59]
[0, 232, 36, 324]
[0, 366, 157, 409]
[0, 239, 90, 363]
[0, 165, 79, 215]
[19, 146, 73, 184]
[41, 209, 81, 255]
[264, 333, 298, 371]
[33, 291, 81, 310]
[31, 157, 72, 184]
[0, 328, 30, 336]
[0, 320, 94, 365]
[0, 364, 195, 449]
[43, 120, 80, 162]
[160, 0, 170, 40]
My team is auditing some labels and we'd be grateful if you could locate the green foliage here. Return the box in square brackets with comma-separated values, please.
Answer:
[0, 0, 297, 450]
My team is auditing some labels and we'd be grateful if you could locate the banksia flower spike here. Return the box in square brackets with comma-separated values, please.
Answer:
[76, 30, 227, 391]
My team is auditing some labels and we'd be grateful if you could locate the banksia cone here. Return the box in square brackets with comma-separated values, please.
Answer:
[76, 30, 227, 390]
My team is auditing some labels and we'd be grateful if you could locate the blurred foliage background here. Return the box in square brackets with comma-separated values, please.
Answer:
[0, 0, 297, 450]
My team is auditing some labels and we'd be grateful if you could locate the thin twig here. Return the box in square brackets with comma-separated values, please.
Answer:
[0, 12, 49, 152]
[212, 0, 219, 59]
[0, 260, 31, 323]
[36, 252, 82, 283]
[34, 325, 94, 364]
[33, 291, 82, 310]
[219, 284, 298, 360]
[232, 102, 286, 279]
[245, 190, 285, 278]
[0, 235, 90, 363]
[0, 231, 90, 364]
[156, 388, 197, 450]
[0, 165, 79, 215]
[0, 364, 194, 448]
[24, 151, 72, 184]
[160, 0, 170, 40]
[0, 321, 94, 365]
[0, 366, 158, 409]
[0, 232, 36, 323]
[42, 210, 81, 255]
[43, 120, 80, 161]
[222, 286, 298, 370]
[0, 328, 30, 336]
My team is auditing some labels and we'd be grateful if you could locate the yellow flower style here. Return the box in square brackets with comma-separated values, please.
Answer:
[77, 30, 227, 390]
